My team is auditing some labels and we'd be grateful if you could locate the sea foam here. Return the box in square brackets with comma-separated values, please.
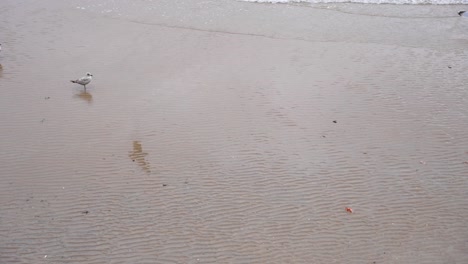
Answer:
[240, 0, 468, 4]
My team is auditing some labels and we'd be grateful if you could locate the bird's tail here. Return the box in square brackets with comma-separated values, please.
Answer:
[70, 80, 77, 83]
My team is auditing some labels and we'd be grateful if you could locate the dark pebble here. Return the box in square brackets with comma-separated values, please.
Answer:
[333, 120, 337, 123]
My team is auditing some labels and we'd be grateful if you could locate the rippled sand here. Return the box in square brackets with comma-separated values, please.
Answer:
[1, 0, 467, 263]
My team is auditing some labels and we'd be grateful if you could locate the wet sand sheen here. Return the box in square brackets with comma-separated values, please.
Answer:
[0, 0, 468, 263]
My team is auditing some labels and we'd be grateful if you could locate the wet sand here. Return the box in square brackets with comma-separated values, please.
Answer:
[1, 0, 468, 263]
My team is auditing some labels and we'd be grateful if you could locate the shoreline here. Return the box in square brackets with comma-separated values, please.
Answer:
[1, 0, 467, 263]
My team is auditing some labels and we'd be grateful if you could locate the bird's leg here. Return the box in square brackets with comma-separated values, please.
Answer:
[84, 85, 86, 91]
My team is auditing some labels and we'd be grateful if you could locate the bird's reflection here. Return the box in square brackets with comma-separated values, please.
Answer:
[0, 64, 3, 78]
[129, 141, 151, 174]
[74, 91, 93, 104]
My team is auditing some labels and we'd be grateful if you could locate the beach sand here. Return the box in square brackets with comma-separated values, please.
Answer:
[1, 0, 468, 263]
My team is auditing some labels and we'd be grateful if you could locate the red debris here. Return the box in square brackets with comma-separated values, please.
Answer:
[345, 207, 353, 213]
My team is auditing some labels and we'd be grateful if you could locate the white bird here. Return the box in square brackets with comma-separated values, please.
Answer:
[71, 72, 93, 90]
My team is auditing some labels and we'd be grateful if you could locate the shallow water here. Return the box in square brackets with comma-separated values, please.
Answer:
[1, 0, 467, 263]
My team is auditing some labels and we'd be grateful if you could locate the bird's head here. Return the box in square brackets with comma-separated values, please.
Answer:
[86, 72, 93, 76]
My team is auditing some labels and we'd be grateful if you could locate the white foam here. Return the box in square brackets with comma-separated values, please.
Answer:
[241, 0, 468, 4]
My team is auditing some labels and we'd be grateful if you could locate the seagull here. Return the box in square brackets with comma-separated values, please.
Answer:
[71, 72, 93, 91]
[459, 11, 467, 17]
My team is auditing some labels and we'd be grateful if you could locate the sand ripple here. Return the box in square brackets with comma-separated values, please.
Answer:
[1, 1, 467, 263]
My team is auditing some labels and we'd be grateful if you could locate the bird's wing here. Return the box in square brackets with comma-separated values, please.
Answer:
[77, 76, 91, 84]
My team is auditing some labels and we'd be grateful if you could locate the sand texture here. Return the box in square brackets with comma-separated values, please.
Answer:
[1, 0, 468, 263]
